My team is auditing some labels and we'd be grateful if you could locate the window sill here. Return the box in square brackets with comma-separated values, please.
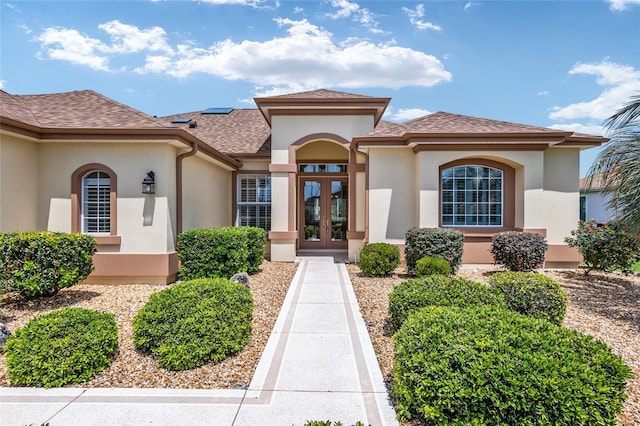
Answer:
[93, 235, 122, 245]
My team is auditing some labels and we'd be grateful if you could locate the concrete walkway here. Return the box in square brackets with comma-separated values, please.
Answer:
[0, 258, 398, 426]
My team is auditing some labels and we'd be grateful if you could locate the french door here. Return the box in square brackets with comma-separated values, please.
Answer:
[299, 178, 348, 249]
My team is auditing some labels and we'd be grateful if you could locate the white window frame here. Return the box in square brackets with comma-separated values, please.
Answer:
[82, 170, 111, 233]
[237, 174, 271, 231]
[441, 165, 503, 227]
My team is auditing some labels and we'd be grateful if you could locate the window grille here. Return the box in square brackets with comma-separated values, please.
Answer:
[237, 175, 271, 231]
[82, 171, 111, 233]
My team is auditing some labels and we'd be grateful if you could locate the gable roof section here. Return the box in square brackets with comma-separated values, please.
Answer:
[355, 111, 607, 149]
[0, 90, 240, 169]
[254, 88, 391, 126]
[160, 109, 271, 156]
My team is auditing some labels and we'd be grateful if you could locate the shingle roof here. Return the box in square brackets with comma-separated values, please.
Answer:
[160, 109, 271, 156]
[369, 111, 570, 137]
[1, 90, 169, 129]
[264, 88, 381, 100]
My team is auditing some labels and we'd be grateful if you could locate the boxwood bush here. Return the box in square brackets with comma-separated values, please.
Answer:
[0, 231, 96, 299]
[416, 256, 451, 277]
[5, 307, 117, 387]
[405, 228, 464, 273]
[358, 243, 400, 277]
[388, 275, 503, 331]
[177, 226, 266, 279]
[489, 271, 567, 325]
[133, 278, 253, 370]
[491, 231, 548, 271]
[393, 305, 632, 425]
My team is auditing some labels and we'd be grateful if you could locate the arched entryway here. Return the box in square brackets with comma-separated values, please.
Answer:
[294, 140, 350, 250]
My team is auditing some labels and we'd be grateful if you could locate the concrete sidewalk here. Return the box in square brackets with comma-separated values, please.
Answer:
[0, 258, 398, 426]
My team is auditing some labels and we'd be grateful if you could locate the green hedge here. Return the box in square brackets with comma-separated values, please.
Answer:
[393, 305, 632, 424]
[0, 232, 96, 299]
[489, 271, 567, 325]
[491, 231, 548, 271]
[5, 308, 117, 387]
[358, 243, 400, 277]
[177, 226, 266, 280]
[133, 278, 253, 370]
[388, 275, 502, 331]
[416, 256, 451, 277]
[405, 228, 464, 273]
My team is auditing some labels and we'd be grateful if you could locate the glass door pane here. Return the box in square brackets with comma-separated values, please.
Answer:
[330, 180, 348, 242]
[303, 180, 322, 242]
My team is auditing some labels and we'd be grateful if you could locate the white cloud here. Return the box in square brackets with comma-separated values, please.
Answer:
[36, 20, 173, 71]
[36, 27, 111, 71]
[199, 0, 278, 8]
[607, 0, 640, 11]
[4, 3, 20, 12]
[327, 0, 380, 32]
[18, 23, 32, 34]
[464, 2, 478, 11]
[548, 123, 605, 136]
[135, 18, 451, 90]
[97, 21, 173, 55]
[35, 18, 452, 92]
[402, 4, 441, 31]
[0, 80, 5, 90]
[385, 107, 433, 122]
[549, 61, 640, 122]
[537, 90, 550, 96]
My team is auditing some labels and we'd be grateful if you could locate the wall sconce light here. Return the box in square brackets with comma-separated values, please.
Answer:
[142, 171, 156, 194]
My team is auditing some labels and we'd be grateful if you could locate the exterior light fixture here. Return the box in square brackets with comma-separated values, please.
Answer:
[142, 171, 156, 194]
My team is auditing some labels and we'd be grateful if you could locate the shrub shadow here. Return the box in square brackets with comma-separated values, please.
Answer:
[551, 270, 640, 333]
[1, 289, 102, 319]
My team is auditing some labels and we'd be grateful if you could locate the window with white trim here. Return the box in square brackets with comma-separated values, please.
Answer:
[82, 171, 111, 233]
[441, 165, 503, 226]
[237, 175, 271, 231]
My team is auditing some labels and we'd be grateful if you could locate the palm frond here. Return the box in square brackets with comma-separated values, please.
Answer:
[604, 93, 640, 130]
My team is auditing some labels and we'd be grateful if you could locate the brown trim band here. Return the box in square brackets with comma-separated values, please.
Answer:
[268, 231, 298, 240]
[523, 228, 547, 237]
[347, 164, 365, 173]
[86, 252, 179, 284]
[94, 235, 122, 245]
[346, 231, 365, 239]
[414, 143, 549, 152]
[269, 164, 297, 172]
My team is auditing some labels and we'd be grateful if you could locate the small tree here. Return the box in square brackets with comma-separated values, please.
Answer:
[565, 220, 640, 275]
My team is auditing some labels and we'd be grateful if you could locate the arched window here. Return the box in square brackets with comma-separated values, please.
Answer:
[441, 165, 503, 226]
[82, 171, 111, 233]
[71, 163, 118, 241]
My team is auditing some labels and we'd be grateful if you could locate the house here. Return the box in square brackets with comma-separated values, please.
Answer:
[0, 88, 607, 283]
[579, 174, 616, 224]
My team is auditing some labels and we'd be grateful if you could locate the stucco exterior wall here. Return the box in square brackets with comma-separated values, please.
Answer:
[368, 147, 416, 243]
[0, 133, 38, 231]
[182, 153, 232, 231]
[38, 142, 177, 253]
[543, 148, 580, 243]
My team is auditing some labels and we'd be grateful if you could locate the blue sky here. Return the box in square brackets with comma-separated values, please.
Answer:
[1, 0, 639, 176]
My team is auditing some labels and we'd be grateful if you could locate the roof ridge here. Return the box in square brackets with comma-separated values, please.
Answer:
[85, 90, 172, 128]
[2, 90, 42, 126]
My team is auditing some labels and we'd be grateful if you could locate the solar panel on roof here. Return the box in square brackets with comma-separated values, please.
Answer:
[171, 117, 192, 124]
[201, 107, 234, 114]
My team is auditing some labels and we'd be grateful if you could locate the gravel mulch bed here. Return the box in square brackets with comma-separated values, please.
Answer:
[347, 264, 640, 426]
[0, 260, 297, 389]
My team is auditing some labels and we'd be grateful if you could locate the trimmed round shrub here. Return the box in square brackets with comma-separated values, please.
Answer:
[133, 278, 253, 370]
[489, 271, 567, 325]
[416, 256, 451, 277]
[491, 231, 547, 272]
[358, 243, 400, 277]
[388, 275, 503, 331]
[5, 307, 117, 388]
[393, 305, 632, 425]
[405, 228, 464, 273]
[0, 231, 96, 299]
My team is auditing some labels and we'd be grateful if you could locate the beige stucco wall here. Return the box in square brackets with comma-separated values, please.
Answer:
[0, 133, 38, 231]
[368, 147, 416, 243]
[543, 148, 580, 243]
[182, 153, 232, 231]
[38, 142, 177, 253]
